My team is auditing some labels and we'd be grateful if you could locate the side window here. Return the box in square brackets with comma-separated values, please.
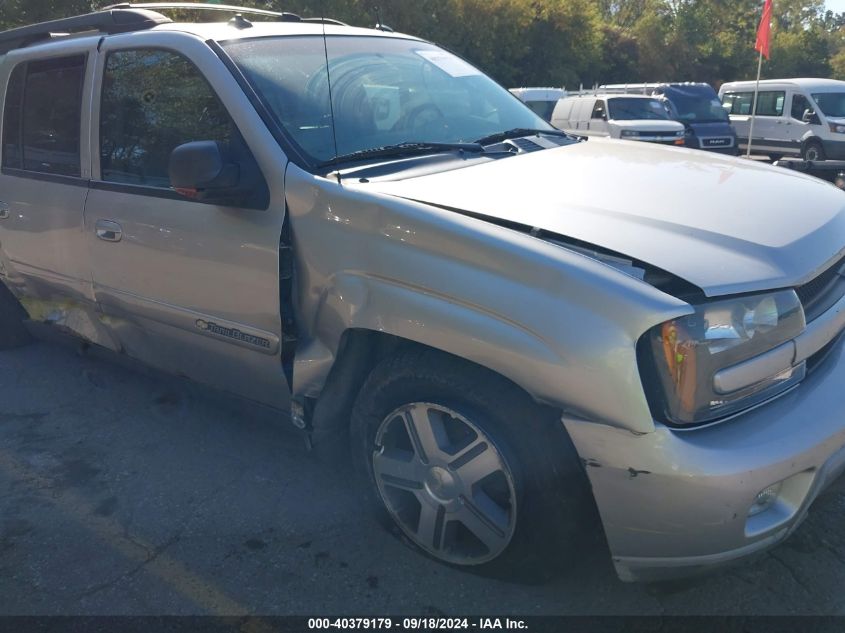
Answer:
[100, 49, 232, 188]
[591, 100, 606, 120]
[2, 55, 85, 176]
[791, 94, 810, 120]
[756, 91, 785, 117]
[722, 92, 753, 115]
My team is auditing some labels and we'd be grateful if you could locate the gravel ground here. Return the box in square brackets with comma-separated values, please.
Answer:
[1, 341, 845, 616]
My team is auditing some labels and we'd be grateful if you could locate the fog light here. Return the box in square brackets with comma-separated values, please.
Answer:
[749, 482, 782, 516]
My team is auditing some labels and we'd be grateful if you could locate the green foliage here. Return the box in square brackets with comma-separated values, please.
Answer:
[2, 0, 845, 89]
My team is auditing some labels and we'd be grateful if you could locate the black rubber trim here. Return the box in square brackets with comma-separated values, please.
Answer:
[736, 137, 799, 149]
[90, 179, 187, 200]
[89, 179, 266, 210]
[0, 167, 89, 188]
[278, 201, 298, 391]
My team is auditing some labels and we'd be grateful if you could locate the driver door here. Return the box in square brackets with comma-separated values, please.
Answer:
[84, 40, 290, 408]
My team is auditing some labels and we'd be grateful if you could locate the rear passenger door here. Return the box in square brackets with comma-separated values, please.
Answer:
[0, 48, 94, 306]
[85, 36, 290, 408]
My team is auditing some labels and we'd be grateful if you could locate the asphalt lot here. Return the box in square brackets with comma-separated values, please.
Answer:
[2, 340, 845, 616]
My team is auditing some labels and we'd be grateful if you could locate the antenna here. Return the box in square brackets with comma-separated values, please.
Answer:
[320, 0, 341, 184]
[372, 5, 393, 31]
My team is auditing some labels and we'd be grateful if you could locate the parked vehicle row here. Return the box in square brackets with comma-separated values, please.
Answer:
[2, 5, 845, 587]
[601, 83, 738, 154]
[515, 77, 845, 164]
[550, 93, 686, 146]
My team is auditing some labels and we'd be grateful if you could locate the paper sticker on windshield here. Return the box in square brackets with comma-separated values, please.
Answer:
[416, 50, 481, 77]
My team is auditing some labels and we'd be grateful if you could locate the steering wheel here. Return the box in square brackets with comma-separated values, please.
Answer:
[403, 103, 448, 132]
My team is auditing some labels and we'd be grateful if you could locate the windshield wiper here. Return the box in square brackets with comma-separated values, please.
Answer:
[319, 141, 485, 167]
[474, 127, 570, 145]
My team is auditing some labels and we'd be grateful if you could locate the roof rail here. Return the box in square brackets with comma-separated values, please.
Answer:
[0, 8, 170, 54]
[104, 3, 302, 22]
[301, 17, 349, 26]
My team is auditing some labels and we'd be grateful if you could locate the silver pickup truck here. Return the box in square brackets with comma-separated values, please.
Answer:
[2, 4, 845, 583]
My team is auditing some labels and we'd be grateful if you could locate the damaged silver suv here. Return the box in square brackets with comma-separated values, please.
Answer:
[2, 4, 845, 583]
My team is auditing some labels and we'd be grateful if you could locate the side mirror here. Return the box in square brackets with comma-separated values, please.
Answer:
[169, 141, 241, 203]
[802, 109, 820, 124]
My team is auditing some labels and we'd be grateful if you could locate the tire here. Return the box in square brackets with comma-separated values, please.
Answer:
[0, 281, 32, 349]
[802, 140, 826, 162]
[350, 348, 598, 581]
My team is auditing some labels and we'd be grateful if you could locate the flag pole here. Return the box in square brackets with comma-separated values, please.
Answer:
[746, 49, 764, 158]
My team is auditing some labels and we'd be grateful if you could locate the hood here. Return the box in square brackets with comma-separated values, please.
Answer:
[611, 120, 684, 132]
[356, 138, 845, 298]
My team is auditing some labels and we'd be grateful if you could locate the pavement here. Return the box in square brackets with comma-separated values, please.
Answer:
[2, 341, 845, 616]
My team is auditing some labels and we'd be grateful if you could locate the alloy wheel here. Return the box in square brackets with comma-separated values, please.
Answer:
[372, 402, 517, 565]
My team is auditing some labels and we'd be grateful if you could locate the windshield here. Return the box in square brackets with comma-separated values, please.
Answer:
[607, 97, 671, 121]
[663, 87, 728, 123]
[812, 92, 845, 118]
[224, 36, 552, 165]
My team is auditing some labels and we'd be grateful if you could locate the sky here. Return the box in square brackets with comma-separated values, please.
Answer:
[828, 0, 845, 13]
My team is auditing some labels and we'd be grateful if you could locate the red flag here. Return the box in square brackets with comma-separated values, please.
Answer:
[755, 0, 773, 59]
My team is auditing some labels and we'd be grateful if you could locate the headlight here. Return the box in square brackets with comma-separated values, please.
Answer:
[829, 122, 845, 134]
[620, 130, 639, 138]
[674, 130, 684, 137]
[644, 290, 805, 426]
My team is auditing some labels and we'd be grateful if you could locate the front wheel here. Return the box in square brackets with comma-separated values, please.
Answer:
[802, 140, 826, 162]
[351, 349, 597, 579]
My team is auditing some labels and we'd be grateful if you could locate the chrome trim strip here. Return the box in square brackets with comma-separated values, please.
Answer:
[713, 341, 795, 394]
[794, 292, 845, 363]
[628, 135, 683, 142]
[713, 292, 845, 394]
[95, 285, 281, 355]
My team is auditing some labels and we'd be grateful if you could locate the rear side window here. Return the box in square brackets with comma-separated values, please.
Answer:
[723, 91, 753, 115]
[722, 90, 785, 117]
[756, 91, 785, 116]
[2, 55, 85, 177]
[99, 49, 232, 188]
[591, 100, 606, 120]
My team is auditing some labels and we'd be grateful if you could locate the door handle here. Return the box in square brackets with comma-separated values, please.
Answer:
[0, 201, 9, 220]
[95, 219, 123, 242]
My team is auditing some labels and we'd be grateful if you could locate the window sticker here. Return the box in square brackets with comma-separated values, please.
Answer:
[415, 50, 481, 77]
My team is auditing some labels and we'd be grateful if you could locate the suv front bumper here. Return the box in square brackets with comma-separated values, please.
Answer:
[565, 339, 845, 582]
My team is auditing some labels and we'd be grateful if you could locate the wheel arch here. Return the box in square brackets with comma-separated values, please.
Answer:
[305, 323, 562, 445]
[801, 136, 825, 157]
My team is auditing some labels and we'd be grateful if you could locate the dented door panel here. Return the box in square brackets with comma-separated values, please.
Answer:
[83, 32, 291, 407]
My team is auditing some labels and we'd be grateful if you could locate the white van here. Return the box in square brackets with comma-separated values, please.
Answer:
[719, 78, 845, 161]
[551, 94, 685, 145]
[509, 87, 567, 122]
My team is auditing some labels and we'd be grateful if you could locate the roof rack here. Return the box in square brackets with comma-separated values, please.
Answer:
[301, 17, 349, 26]
[104, 3, 302, 22]
[0, 8, 170, 54]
